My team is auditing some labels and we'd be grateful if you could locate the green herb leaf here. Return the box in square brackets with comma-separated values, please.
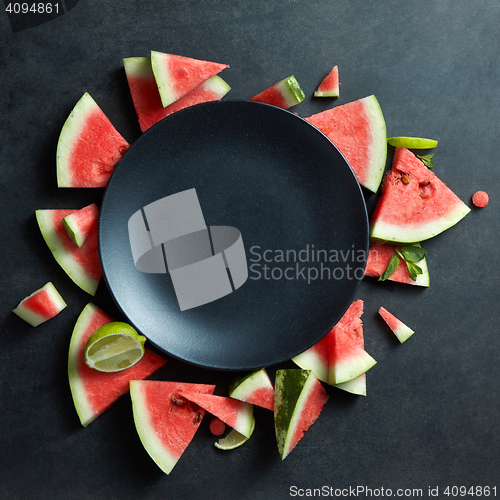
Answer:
[406, 261, 423, 282]
[379, 254, 401, 281]
[399, 245, 427, 263]
[417, 153, 434, 169]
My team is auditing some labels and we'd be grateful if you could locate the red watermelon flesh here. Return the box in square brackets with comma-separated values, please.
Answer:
[124, 57, 231, 132]
[229, 368, 275, 411]
[274, 369, 329, 460]
[250, 75, 305, 109]
[293, 300, 375, 387]
[306, 95, 387, 193]
[61, 203, 99, 248]
[130, 381, 215, 475]
[12, 281, 66, 327]
[364, 243, 430, 287]
[370, 147, 471, 243]
[314, 65, 339, 97]
[379, 307, 415, 343]
[36, 209, 102, 296]
[68, 303, 167, 427]
[56, 93, 129, 187]
[150, 51, 229, 107]
[178, 391, 254, 438]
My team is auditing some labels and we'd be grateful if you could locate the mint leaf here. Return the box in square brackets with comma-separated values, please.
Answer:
[399, 245, 427, 262]
[417, 153, 434, 169]
[406, 261, 423, 282]
[379, 254, 400, 281]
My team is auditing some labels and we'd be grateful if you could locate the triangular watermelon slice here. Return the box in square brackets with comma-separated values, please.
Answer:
[177, 391, 254, 438]
[56, 92, 129, 187]
[314, 65, 339, 98]
[370, 147, 471, 243]
[364, 243, 430, 287]
[130, 380, 215, 475]
[249, 75, 305, 109]
[229, 368, 274, 411]
[274, 369, 329, 460]
[36, 209, 102, 295]
[61, 202, 99, 248]
[12, 281, 67, 327]
[150, 51, 229, 108]
[124, 57, 231, 132]
[68, 303, 167, 427]
[305, 95, 387, 193]
[379, 307, 415, 343]
[292, 300, 376, 388]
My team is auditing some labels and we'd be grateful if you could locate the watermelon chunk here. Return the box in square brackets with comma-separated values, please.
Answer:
[274, 369, 329, 460]
[314, 65, 339, 98]
[36, 209, 102, 295]
[370, 147, 471, 243]
[379, 307, 415, 343]
[61, 203, 99, 248]
[472, 190, 489, 208]
[68, 303, 167, 426]
[364, 243, 430, 287]
[292, 300, 376, 388]
[56, 93, 129, 187]
[250, 75, 305, 109]
[229, 368, 275, 411]
[178, 391, 254, 438]
[130, 381, 215, 474]
[305, 95, 387, 193]
[150, 51, 228, 108]
[12, 281, 66, 326]
[124, 57, 231, 132]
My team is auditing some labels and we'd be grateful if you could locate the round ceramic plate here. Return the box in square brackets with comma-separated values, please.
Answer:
[99, 100, 368, 370]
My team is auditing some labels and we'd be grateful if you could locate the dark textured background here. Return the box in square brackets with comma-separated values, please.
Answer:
[1, 1, 499, 498]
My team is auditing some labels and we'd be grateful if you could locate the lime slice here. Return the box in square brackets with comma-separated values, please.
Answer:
[387, 136, 438, 149]
[214, 417, 255, 450]
[84, 322, 146, 372]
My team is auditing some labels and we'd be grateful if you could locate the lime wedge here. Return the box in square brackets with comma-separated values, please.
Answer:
[387, 137, 438, 149]
[214, 417, 255, 450]
[84, 322, 146, 372]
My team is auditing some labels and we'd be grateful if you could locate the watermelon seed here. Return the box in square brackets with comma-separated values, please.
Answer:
[193, 412, 203, 424]
[420, 180, 430, 186]
[171, 394, 188, 406]
[401, 175, 410, 184]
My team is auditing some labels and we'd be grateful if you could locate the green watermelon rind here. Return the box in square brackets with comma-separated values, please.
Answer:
[328, 347, 376, 386]
[335, 373, 367, 396]
[280, 75, 306, 107]
[370, 202, 471, 244]
[36, 209, 100, 296]
[229, 368, 274, 409]
[68, 303, 111, 426]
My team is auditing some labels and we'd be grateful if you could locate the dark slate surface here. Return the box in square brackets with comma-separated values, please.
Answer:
[1, 1, 499, 498]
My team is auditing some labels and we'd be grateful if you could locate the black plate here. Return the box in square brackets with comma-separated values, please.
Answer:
[99, 100, 368, 370]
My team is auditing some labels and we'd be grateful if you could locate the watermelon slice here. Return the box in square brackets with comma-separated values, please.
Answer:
[274, 369, 329, 460]
[335, 374, 367, 396]
[56, 92, 129, 187]
[124, 57, 231, 132]
[314, 65, 339, 98]
[150, 51, 228, 108]
[292, 300, 376, 387]
[12, 281, 66, 326]
[68, 303, 166, 426]
[229, 368, 274, 411]
[130, 381, 215, 475]
[364, 243, 430, 287]
[370, 147, 471, 243]
[61, 203, 99, 248]
[177, 391, 254, 438]
[36, 209, 101, 295]
[305, 95, 387, 193]
[250, 75, 305, 109]
[379, 307, 415, 343]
